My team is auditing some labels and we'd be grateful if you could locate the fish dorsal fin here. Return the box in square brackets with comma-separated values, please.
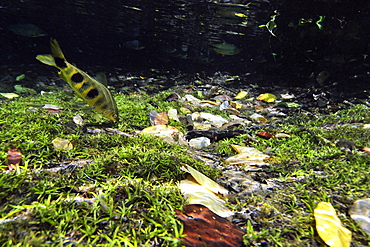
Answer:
[50, 39, 65, 59]
[95, 72, 108, 86]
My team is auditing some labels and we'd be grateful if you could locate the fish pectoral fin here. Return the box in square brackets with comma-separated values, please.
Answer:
[58, 71, 69, 82]
[36, 54, 56, 66]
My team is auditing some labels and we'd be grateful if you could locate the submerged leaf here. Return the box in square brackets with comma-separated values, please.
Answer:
[149, 110, 168, 125]
[0, 93, 19, 99]
[15, 74, 25, 81]
[179, 179, 232, 217]
[175, 204, 243, 247]
[225, 145, 270, 171]
[256, 93, 277, 103]
[314, 202, 352, 247]
[234, 90, 248, 99]
[7, 147, 22, 170]
[140, 125, 188, 145]
[180, 164, 228, 196]
[349, 198, 370, 236]
[52, 138, 73, 151]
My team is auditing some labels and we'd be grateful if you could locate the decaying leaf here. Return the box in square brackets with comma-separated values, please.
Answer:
[43, 104, 62, 113]
[179, 178, 233, 217]
[256, 93, 277, 103]
[249, 113, 268, 123]
[179, 164, 232, 217]
[7, 147, 22, 170]
[149, 110, 168, 126]
[168, 108, 180, 122]
[175, 204, 244, 247]
[229, 101, 243, 109]
[52, 138, 73, 151]
[73, 114, 84, 126]
[349, 198, 370, 236]
[256, 131, 274, 139]
[225, 145, 270, 171]
[314, 202, 352, 247]
[140, 125, 188, 145]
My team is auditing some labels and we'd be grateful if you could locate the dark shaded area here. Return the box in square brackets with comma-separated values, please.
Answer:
[0, 0, 369, 91]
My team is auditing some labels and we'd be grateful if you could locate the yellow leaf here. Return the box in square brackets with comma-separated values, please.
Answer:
[0, 93, 19, 99]
[234, 91, 248, 99]
[180, 164, 228, 196]
[179, 179, 233, 217]
[314, 202, 352, 247]
[256, 93, 277, 103]
[52, 138, 73, 151]
[229, 101, 243, 109]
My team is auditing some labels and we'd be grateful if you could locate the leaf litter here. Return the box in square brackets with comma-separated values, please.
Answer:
[0, 69, 369, 246]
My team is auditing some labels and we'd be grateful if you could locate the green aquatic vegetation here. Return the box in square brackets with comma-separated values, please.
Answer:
[0, 89, 220, 246]
[244, 105, 370, 246]
[0, 86, 369, 246]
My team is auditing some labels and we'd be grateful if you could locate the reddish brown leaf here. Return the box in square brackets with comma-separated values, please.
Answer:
[165, 93, 180, 102]
[7, 147, 22, 170]
[175, 204, 244, 247]
[256, 131, 274, 139]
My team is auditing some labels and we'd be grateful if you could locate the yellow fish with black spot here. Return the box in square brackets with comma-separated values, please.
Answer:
[36, 39, 119, 121]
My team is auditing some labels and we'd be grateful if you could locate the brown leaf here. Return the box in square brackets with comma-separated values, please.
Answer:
[7, 147, 22, 170]
[256, 131, 274, 139]
[175, 204, 244, 247]
[149, 110, 168, 125]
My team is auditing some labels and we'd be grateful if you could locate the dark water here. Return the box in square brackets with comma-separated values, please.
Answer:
[1, 0, 369, 88]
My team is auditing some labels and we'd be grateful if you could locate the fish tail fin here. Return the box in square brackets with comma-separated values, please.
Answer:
[36, 39, 66, 67]
[36, 54, 56, 66]
[50, 39, 66, 60]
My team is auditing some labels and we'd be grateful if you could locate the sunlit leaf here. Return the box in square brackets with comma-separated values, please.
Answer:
[234, 90, 248, 99]
[180, 164, 228, 196]
[0, 93, 19, 99]
[256, 93, 277, 103]
[225, 145, 270, 171]
[314, 202, 352, 247]
[52, 138, 73, 151]
[179, 179, 232, 217]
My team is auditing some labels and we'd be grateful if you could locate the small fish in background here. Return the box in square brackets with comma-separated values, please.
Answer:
[8, 23, 48, 37]
[36, 39, 119, 121]
[122, 40, 145, 50]
[210, 42, 241, 56]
